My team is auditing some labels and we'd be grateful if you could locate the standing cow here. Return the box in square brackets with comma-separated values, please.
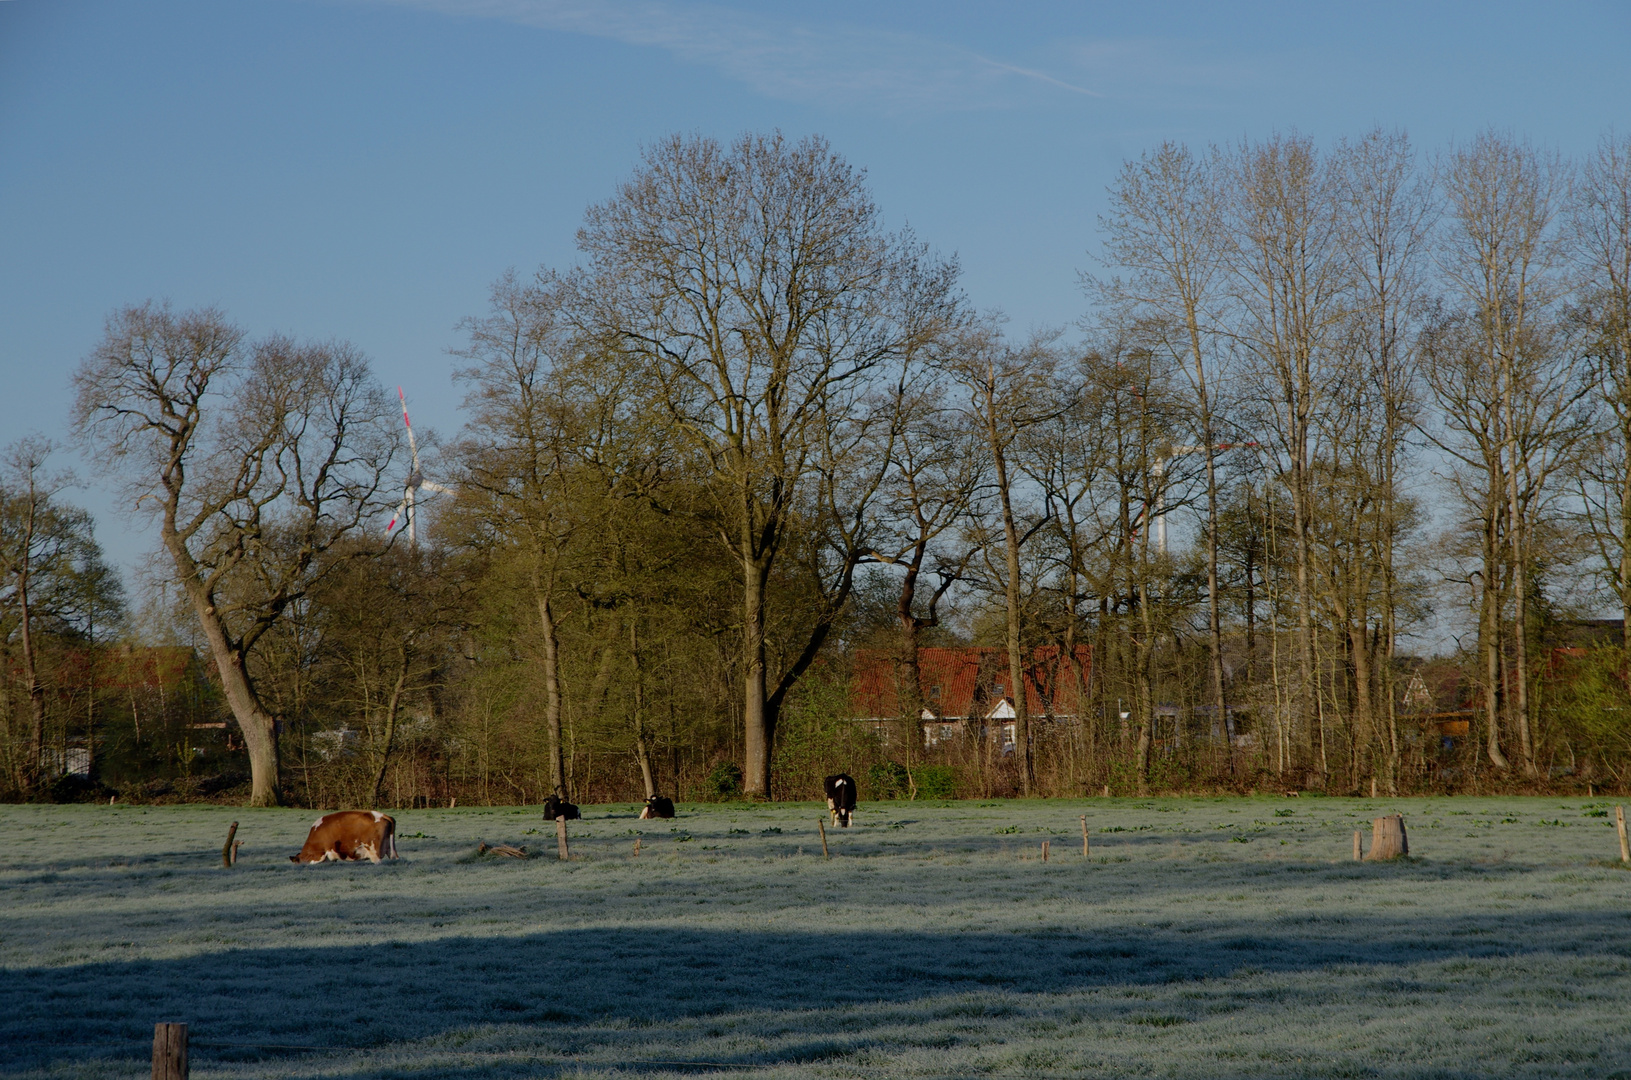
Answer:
[290, 810, 397, 864]
[823, 773, 857, 827]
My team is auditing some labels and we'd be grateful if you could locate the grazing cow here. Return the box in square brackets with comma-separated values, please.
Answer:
[639, 795, 675, 820]
[542, 793, 581, 821]
[824, 773, 857, 827]
[290, 810, 397, 864]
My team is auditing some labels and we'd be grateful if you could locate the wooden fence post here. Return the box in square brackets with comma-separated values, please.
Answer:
[555, 815, 569, 861]
[1041, 840, 1050, 862]
[1080, 816, 1089, 857]
[817, 819, 830, 859]
[1616, 806, 1629, 864]
[1353, 830, 1362, 861]
[152, 1023, 187, 1080]
[632, 837, 641, 858]
[220, 823, 238, 868]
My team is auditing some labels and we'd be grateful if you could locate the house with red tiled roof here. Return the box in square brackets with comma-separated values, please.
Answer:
[849, 645, 1092, 752]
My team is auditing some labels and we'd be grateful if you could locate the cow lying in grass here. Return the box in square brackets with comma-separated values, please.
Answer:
[824, 773, 856, 827]
[542, 793, 580, 821]
[640, 795, 675, 819]
[291, 810, 397, 864]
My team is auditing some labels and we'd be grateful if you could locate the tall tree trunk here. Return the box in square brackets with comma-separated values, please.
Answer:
[1293, 471, 1321, 777]
[894, 551, 927, 766]
[160, 532, 282, 806]
[15, 485, 46, 792]
[1063, 611, 1088, 784]
[1135, 580, 1155, 794]
[1347, 622, 1376, 789]
[18, 573, 45, 793]
[630, 619, 656, 800]
[1481, 563, 1510, 771]
[371, 645, 410, 808]
[196, 609, 281, 806]
[534, 584, 566, 798]
[991, 438, 1032, 796]
[742, 555, 772, 797]
[1184, 312, 1230, 764]
[1506, 432, 1539, 778]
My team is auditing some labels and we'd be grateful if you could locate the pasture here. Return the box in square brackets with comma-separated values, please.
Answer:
[3, 796, 1630, 1079]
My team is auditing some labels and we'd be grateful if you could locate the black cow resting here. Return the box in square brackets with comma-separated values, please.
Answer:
[823, 773, 856, 827]
[639, 795, 675, 819]
[542, 793, 580, 821]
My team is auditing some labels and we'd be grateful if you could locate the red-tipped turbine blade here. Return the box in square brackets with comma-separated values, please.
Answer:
[386, 492, 410, 533]
[399, 386, 420, 465]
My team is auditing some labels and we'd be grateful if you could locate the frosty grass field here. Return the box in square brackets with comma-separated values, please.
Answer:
[4, 797, 1631, 1079]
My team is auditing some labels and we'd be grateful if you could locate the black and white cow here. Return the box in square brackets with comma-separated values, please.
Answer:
[639, 795, 676, 819]
[542, 793, 581, 821]
[823, 773, 857, 827]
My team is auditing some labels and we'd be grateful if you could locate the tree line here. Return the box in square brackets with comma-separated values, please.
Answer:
[5, 127, 1631, 806]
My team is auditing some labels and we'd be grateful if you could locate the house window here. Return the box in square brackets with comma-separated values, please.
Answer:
[930, 684, 942, 698]
[993, 683, 1005, 697]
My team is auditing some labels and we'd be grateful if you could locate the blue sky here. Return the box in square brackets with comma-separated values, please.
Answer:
[3, 0, 1629, 576]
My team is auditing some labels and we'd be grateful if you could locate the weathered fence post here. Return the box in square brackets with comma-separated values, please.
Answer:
[152, 1023, 187, 1080]
[1616, 806, 1629, 864]
[1041, 840, 1050, 862]
[220, 822, 239, 868]
[817, 819, 830, 859]
[1080, 815, 1089, 857]
[632, 837, 641, 858]
[1365, 814, 1408, 860]
[555, 815, 569, 861]
[1353, 830, 1362, 861]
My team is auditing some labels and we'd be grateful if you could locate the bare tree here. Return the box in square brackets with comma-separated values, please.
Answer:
[579, 132, 961, 797]
[0, 440, 77, 791]
[309, 544, 463, 807]
[1224, 134, 1352, 779]
[1331, 129, 1433, 793]
[1097, 142, 1235, 758]
[944, 327, 1061, 795]
[74, 303, 398, 805]
[454, 271, 586, 798]
[867, 367, 984, 762]
[1570, 134, 1631, 652]
[1081, 340, 1191, 791]
[1431, 133, 1578, 778]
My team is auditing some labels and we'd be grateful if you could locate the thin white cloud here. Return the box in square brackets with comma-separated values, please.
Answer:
[379, 0, 1105, 111]
[1057, 37, 1266, 106]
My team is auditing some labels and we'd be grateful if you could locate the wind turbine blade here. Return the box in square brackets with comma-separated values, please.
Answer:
[419, 480, 455, 496]
[385, 491, 410, 534]
[399, 386, 420, 468]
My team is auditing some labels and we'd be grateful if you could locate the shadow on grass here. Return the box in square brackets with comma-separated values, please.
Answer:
[6, 907, 1630, 1073]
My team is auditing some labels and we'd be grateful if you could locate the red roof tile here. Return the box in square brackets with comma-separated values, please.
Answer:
[851, 645, 1092, 718]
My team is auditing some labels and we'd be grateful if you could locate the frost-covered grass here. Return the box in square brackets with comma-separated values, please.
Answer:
[3, 796, 1631, 1078]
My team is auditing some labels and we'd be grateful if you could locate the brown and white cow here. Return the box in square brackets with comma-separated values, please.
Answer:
[290, 810, 398, 864]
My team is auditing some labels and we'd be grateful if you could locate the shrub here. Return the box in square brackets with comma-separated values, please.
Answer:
[47, 775, 114, 804]
[910, 764, 958, 800]
[868, 761, 910, 799]
[703, 760, 743, 799]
